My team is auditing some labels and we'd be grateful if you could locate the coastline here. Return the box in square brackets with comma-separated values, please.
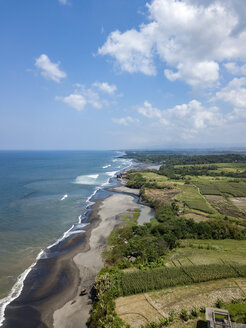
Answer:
[1, 158, 143, 327]
[53, 190, 143, 328]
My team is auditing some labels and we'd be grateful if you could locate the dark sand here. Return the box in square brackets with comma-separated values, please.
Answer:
[3, 189, 147, 328]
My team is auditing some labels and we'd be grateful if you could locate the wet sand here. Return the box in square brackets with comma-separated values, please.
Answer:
[2, 200, 103, 328]
[2, 186, 151, 328]
[53, 193, 141, 328]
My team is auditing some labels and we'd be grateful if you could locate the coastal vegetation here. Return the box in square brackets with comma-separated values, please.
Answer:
[88, 152, 246, 328]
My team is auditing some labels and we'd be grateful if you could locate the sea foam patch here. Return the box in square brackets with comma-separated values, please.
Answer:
[74, 174, 99, 185]
[60, 194, 68, 201]
[102, 164, 111, 169]
[106, 171, 117, 177]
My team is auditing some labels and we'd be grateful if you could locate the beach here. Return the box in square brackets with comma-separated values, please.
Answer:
[53, 190, 144, 328]
[2, 181, 149, 328]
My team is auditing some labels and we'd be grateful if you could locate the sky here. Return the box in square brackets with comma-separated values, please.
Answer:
[1, 0, 246, 150]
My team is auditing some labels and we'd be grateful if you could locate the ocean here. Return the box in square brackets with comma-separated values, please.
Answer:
[0, 150, 132, 325]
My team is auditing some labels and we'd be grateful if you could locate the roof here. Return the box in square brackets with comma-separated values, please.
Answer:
[206, 308, 232, 328]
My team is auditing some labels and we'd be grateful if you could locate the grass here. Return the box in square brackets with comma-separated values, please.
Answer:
[224, 301, 246, 323]
[107, 208, 140, 245]
[165, 239, 246, 267]
[116, 278, 246, 328]
[120, 263, 246, 296]
[175, 184, 216, 214]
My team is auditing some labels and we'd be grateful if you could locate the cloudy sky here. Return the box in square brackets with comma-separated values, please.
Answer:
[1, 0, 246, 150]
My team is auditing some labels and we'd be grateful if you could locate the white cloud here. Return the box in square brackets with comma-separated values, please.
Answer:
[93, 82, 117, 94]
[56, 81, 118, 111]
[224, 62, 246, 76]
[214, 77, 246, 109]
[57, 94, 86, 111]
[137, 99, 224, 133]
[35, 54, 66, 83]
[164, 61, 219, 87]
[99, 28, 156, 75]
[112, 116, 139, 126]
[137, 101, 162, 119]
[99, 0, 246, 87]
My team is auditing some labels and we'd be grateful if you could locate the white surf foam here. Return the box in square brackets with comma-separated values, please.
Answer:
[0, 249, 44, 327]
[74, 174, 99, 185]
[0, 155, 133, 326]
[102, 164, 111, 169]
[106, 171, 117, 177]
[60, 194, 68, 201]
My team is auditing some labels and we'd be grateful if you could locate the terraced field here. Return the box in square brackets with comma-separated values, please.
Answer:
[116, 278, 246, 328]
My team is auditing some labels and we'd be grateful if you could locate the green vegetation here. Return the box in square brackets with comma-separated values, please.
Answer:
[224, 299, 246, 323]
[123, 151, 246, 166]
[103, 204, 246, 269]
[89, 153, 246, 328]
[175, 184, 215, 214]
[166, 239, 246, 267]
[121, 263, 246, 296]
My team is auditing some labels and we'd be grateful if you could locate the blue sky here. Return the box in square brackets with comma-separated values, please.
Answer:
[1, 0, 246, 150]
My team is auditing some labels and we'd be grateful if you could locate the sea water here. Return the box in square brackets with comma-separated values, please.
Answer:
[0, 150, 131, 324]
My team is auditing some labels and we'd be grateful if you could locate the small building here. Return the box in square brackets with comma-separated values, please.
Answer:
[185, 180, 191, 184]
[117, 171, 128, 179]
[206, 307, 246, 328]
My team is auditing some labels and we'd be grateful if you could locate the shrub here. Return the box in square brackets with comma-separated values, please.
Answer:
[180, 309, 189, 321]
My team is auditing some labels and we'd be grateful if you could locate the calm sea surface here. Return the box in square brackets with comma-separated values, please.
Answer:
[0, 150, 130, 302]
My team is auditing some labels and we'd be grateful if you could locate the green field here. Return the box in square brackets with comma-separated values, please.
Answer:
[175, 184, 216, 214]
[195, 181, 246, 197]
[121, 262, 246, 296]
[166, 239, 246, 267]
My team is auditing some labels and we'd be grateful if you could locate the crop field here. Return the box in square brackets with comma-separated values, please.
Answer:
[175, 162, 246, 172]
[143, 187, 180, 205]
[184, 212, 209, 222]
[140, 172, 169, 186]
[194, 181, 246, 197]
[120, 263, 246, 296]
[231, 197, 246, 210]
[175, 184, 216, 214]
[116, 278, 246, 328]
[166, 239, 246, 267]
[204, 195, 246, 218]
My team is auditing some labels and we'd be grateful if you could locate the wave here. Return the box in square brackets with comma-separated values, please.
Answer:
[60, 194, 68, 201]
[102, 164, 111, 169]
[46, 223, 87, 250]
[74, 174, 99, 185]
[0, 249, 44, 327]
[106, 171, 117, 177]
[0, 155, 134, 326]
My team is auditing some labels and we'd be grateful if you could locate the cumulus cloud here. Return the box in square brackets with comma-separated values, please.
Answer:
[93, 82, 117, 94]
[137, 99, 224, 134]
[224, 62, 246, 76]
[35, 54, 66, 83]
[58, 94, 86, 111]
[112, 116, 139, 126]
[214, 77, 246, 110]
[99, 0, 246, 87]
[56, 81, 118, 111]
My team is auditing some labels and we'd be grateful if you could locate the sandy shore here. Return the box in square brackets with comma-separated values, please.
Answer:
[108, 185, 140, 196]
[53, 192, 142, 328]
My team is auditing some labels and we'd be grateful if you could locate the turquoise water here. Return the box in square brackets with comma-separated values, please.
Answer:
[0, 150, 130, 302]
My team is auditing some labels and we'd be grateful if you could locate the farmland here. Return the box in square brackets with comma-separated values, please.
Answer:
[121, 263, 246, 296]
[165, 239, 246, 267]
[89, 153, 246, 328]
[116, 278, 246, 328]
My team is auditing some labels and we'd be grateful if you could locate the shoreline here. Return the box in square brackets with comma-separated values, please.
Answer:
[1, 160, 143, 327]
[53, 189, 145, 328]
[2, 198, 104, 328]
